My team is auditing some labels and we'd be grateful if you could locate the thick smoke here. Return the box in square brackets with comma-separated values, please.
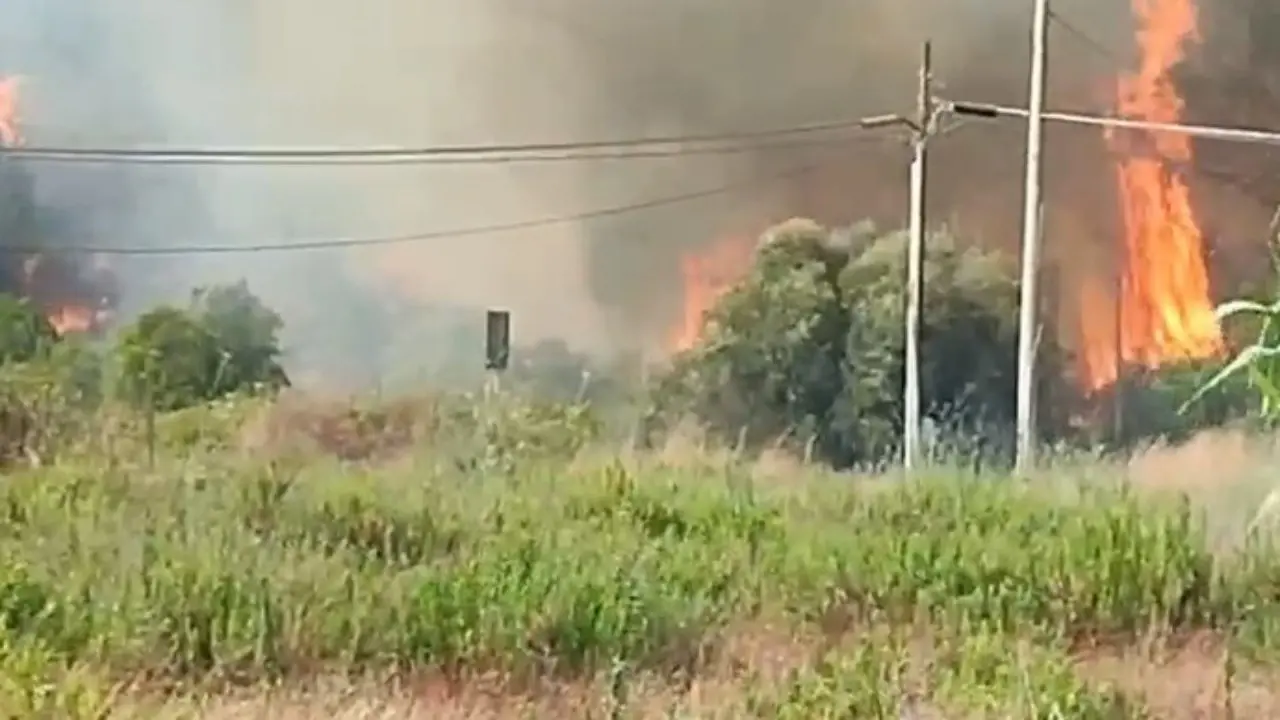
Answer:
[8, 0, 1264, 383]
[1179, 0, 1280, 293]
[528, 0, 1144, 354]
[0, 0, 613, 384]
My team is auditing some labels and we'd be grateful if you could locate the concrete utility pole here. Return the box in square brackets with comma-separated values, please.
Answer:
[861, 40, 934, 472]
[1014, 0, 1050, 472]
[904, 42, 933, 471]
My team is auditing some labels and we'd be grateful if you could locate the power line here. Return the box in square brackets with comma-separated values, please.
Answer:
[12, 160, 842, 256]
[0, 131, 888, 166]
[1014, 9, 1280, 204]
[0, 117, 873, 165]
[1033, 10, 1280, 145]
[949, 101, 1280, 146]
[1046, 8, 1125, 64]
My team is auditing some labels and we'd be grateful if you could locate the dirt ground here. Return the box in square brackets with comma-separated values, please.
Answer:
[120, 626, 1280, 719]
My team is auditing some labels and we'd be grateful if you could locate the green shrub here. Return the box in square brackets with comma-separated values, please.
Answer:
[1104, 358, 1260, 449]
[648, 219, 1072, 468]
[0, 294, 56, 365]
[114, 282, 288, 412]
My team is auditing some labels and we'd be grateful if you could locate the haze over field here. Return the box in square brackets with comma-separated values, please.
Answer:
[0, 0, 1270, 385]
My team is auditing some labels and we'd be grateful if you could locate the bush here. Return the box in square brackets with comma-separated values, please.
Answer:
[195, 281, 290, 394]
[0, 346, 102, 466]
[114, 282, 288, 412]
[1099, 359, 1261, 450]
[0, 294, 56, 365]
[647, 219, 1073, 468]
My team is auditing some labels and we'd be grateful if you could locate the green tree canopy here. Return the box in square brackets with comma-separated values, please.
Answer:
[114, 282, 288, 411]
[647, 219, 1073, 468]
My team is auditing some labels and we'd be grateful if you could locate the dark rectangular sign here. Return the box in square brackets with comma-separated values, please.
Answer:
[485, 309, 510, 371]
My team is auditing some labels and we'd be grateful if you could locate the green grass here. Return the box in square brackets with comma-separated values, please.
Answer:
[0, 396, 1276, 716]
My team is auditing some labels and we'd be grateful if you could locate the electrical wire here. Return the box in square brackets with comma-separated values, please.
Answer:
[1046, 8, 1127, 65]
[1032, 9, 1280, 204]
[0, 117, 875, 164]
[0, 131, 889, 166]
[12, 160, 844, 256]
[952, 100, 1280, 146]
[1036, 10, 1280, 146]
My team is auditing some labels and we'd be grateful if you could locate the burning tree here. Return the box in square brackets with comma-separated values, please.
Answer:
[0, 77, 115, 339]
[1074, 0, 1224, 395]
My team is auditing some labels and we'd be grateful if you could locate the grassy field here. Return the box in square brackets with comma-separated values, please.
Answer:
[1, 395, 1279, 718]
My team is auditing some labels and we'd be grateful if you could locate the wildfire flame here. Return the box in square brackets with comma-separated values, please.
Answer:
[20, 255, 109, 337]
[1, 86, 110, 338]
[668, 235, 754, 352]
[1076, 0, 1222, 392]
[47, 305, 97, 336]
[0, 77, 18, 147]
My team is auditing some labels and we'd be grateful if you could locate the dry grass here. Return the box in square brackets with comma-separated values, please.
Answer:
[121, 628, 1280, 719]
[1075, 633, 1280, 719]
[1125, 429, 1267, 497]
[114, 625, 815, 719]
[237, 391, 437, 462]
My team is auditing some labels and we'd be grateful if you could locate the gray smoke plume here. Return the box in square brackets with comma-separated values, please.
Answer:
[6, 0, 1260, 385]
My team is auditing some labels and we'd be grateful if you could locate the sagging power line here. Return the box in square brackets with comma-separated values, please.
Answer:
[7, 160, 843, 256]
[0, 114, 911, 254]
[0, 117, 880, 165]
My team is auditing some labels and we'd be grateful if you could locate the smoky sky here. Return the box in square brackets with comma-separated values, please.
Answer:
[0, 0, 1269, 381]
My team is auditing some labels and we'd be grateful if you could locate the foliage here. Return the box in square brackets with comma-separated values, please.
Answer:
[648, 219, 1071, 468]
[652, 219, 854, 461]
[1173, 212, 1280, 429]
[115, 306, 218, 411]
[195, 281, 290, 392]
[0, 302, 102, 467]
[1104, 359, 1260, 449]
[0, 427, 1271, 715]
[114, 282, 288, 412]
[0, 294, 56, 365]
[1184, 299, 1280, 423]
[0, 342, 104, 466]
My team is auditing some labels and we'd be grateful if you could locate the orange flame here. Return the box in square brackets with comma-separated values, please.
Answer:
[21, 256, 104, 336]
[47, 305, 97, 336]
[668, 235, 754, 352]
[1077, 0, 1221, 391]
[0, 77, 20, 147]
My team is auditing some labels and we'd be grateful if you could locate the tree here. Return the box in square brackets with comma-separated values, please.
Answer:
[649, 219, 855, 459]
[114, 282, 288, 411]
[195, 281, 289, 395]
[0, 294, 56, 365]
[647, 219, 1074, 468]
